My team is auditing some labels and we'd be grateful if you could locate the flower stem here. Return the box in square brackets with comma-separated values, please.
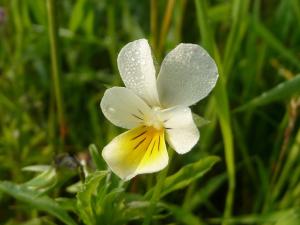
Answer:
[158, 0, 175, 57]
[150, 0, 158, 52]
[46, 0, 66, 149]
[142, 148, 174, 225]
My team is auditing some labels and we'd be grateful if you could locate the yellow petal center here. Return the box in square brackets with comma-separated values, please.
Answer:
[118, 125, 166, 173]
[102, 124, 168, 180]
[127, 125, 164, 153]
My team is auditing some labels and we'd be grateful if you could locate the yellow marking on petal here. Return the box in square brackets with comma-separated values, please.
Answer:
[102, 125, 167, 179]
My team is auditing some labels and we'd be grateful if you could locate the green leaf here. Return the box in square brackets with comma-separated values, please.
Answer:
[56, 198, 78, 213]
[89, 144, 103, 170]
[22, 165, 52, 172]
[69, 0, 86, 33]
[275, 209, 300, 225]
[20, 217, 57, 225]
[187, 173, 227, 211]
[163, 203, 207, 225]
[235, 74, 300, 112]
[24, 168, 56, 191]
[76, 170, 127, 225]
[146, 156, 220, 198]
[194, 0, 235, 219]
[209, 208, 300, 224]
[0, 181, 77, 225]
[252, 19, 300, 69]
[76, 171, 108, 225]
[66, 181, 82, 193]
[192, 113, 210, 128]
[161, 156, 220, 196]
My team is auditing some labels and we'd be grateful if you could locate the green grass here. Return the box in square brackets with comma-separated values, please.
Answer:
[0, 0, 300, 224]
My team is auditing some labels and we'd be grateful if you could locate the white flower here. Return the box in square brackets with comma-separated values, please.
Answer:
[100, 39, 218, 180]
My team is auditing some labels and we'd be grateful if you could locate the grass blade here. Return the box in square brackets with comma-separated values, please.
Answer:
[194, 0, 236, 222]
[235, 74, 300, 112]
[146, 156, 220, 198]
[252, 18, 300, 69]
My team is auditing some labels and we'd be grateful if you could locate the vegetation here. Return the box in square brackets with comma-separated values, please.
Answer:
[0, 0, 300, 224]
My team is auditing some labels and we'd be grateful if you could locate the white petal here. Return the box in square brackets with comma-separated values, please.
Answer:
[117, 39, 159, 106]
[102, 126, 168, 180]
[100, 87, 151, 129]
[161, 107, 199, 154]
[157, 43, 219, 107]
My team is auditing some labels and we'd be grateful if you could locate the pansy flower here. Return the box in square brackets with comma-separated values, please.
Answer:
[100, 39, 218, 180]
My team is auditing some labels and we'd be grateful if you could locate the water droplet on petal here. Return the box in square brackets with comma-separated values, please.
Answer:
[108, 107, 115, 112]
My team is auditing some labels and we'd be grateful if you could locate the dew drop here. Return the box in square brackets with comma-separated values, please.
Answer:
[108, 107, 116, 112]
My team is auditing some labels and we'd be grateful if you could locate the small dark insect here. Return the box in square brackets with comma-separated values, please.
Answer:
[54, 153, 81, 170]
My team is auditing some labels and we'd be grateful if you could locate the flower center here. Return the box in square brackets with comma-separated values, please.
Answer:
[143, 106, 164, 130]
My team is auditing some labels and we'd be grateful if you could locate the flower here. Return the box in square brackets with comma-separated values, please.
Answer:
[100, 39, 218, 180]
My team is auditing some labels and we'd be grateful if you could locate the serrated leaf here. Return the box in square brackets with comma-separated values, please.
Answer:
[0, 181, 77, 225]
[76, 171, 107, 225]
[236, 74, 300, 112]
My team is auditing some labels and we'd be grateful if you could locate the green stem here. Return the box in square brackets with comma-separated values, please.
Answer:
[46, 0, 65, 149]
[143, 149, 174, 225]
[158, 0, 175, 59]
[150, 0, 158, 52]
[194, 0, 235, 223]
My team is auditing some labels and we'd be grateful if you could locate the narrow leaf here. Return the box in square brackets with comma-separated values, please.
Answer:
[192, 113, 210, 128]
[0, 181, 77, 225]
[163, 203, 207, 225]
[76, 171, 107, 225]
[252, 19, 300, 69]
[146, 156, 220, 198]
[89, 144, 103, 170]
[236, 74, 300, 112]
[162, 156, 220, 196]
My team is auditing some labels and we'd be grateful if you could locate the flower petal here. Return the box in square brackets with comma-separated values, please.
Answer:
[157, 43, 219, 107]
[100, 87, 151, 129]
[161, 107, 199, 154]
[117, 39, 159, 106]
[102, 126, 168, 180]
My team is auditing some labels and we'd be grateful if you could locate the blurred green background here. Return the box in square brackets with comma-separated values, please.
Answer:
[0, 0, 300, 224]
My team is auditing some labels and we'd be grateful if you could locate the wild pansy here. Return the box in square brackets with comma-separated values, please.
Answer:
[100, 39, 218, 180]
